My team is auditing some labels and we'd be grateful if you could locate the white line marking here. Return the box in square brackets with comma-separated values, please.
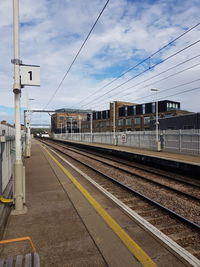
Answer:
[46, 145, 200, 267]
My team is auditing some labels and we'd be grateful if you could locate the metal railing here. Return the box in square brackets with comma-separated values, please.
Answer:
[0, 124, 25, 195]
[0, 125, 15, 195]
[54, 129, 200, 155]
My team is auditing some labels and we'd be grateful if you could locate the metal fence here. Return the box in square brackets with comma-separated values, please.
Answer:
[0, 125, 15, 195]
[0, 124, 25, 195]
[54, 129, 200, 155]
[0, 124, 26, 238]
[163, 129, 200, 155]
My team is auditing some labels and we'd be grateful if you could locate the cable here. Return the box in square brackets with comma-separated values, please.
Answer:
[80, 40, 200, 108]
[92, 76, 200, 110]
[157, 86, 200, 100]
[71, 22, 200, 108]
[44, 0, 110, 109]
[85, 54, 200, 106]
[130, 78, 200, 103]
[89, 83, 200, 111]
[89, 66, 200, 110]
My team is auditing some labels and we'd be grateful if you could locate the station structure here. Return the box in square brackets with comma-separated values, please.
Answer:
[1, 138, 200, 266]
[50, 100, 192, 134]
[1, 1, 199, 265]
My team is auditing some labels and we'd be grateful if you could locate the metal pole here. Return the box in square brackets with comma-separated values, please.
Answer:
[151, 88, 161, 151]
[78, 116, 82, 142]
[156, 91, 158, 143]
[90, 113, 93, 143]
[25, 94, 30, 157]
[113, 102, 117, 145]
[79, 116, 82, 133]
[70, 118, 72, 139]
[12, 0, 26, 214]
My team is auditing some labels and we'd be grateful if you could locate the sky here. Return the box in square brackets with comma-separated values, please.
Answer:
[0, 0, 200, 125]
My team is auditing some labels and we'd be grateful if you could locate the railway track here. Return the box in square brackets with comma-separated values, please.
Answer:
[51, 139, 200, 187]
[40, 139, 200, 261]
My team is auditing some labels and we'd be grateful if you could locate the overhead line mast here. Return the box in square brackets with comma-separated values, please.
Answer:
[12, 0, 26, 214]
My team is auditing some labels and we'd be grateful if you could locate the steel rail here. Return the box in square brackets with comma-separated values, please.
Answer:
[45, 139, 200, 201]
[61, 141, 200, 188]
[63, 145, 200, 202]
[41, 140, 200, 232]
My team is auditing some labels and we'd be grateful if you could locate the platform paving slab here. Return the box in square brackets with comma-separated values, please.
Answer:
[0, 142, 143, 267]
[43, 142, 191, 267]
[0, 143, 106, 267]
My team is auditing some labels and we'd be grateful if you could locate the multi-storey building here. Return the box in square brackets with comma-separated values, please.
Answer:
[51, 108, 92, 133]
[150, 112, 199, 130]
[81, 100, 190, 132]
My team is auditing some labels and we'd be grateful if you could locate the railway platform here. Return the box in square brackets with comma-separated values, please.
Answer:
[0, 140, 197, 266]
[55, 139, 200, 176]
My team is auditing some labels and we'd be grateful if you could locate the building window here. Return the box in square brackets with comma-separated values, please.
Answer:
[73, 121, 78, 129]
[133, 105, 136, 115]
[118, 119, 123, 126]
[142, 104, 145, 114]
[125, 106, 128, 116]
[144, 116, 150, 124]
[100, 121, 106, 127]
[167, 102, 179, 111]
[152, 102, 155, 113]
[59, 116, 64, 121]
[106, 121, 110, 126]
[126, 118, 132, 125]
[134, 117, 141, 125]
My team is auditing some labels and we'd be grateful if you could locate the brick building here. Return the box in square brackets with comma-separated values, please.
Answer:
[81, 100, 189, 132]
[51, 108, 92, 134]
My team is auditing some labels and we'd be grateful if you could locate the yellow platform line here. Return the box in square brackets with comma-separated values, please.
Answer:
[43, 146, 157, 267]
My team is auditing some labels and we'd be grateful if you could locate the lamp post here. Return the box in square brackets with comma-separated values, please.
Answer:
[12, 0, 26, 214]
[151, 88, 161, 151]
[90, 113, 93, 143]
[70, 118, 73, 139]
[60, 122, 63, 138]
[25, 98, 34, 157]
[112, 102, 117, 145]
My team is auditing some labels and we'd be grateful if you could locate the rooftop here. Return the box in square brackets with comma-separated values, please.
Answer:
[55, 108, 93, 114]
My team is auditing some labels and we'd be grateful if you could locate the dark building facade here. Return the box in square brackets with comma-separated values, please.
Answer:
[151, 112, 200, 130]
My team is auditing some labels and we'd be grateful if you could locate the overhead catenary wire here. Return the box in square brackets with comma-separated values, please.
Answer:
[130, 78, 200, 103]
[90, 83, 200, 111]
[71, 22, 200, 108]
[79, 40, 200, 108]
[89, 61, 200, 109]
[43, 0, 110, 110]
[157, 86, 200, 100]
[91, 75, 200, 110]
[83, 54, 200, 107]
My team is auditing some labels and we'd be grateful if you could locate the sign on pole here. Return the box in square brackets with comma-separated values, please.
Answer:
[20, 64, 40, 86]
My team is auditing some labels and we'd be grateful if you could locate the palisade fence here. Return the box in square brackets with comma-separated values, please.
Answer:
[0, 124, 25, 196]
[54, 129, 200, 155]
[0, 124, 25, 237]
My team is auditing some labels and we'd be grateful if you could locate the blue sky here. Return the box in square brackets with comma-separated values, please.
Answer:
[0, 0, 200, 125]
